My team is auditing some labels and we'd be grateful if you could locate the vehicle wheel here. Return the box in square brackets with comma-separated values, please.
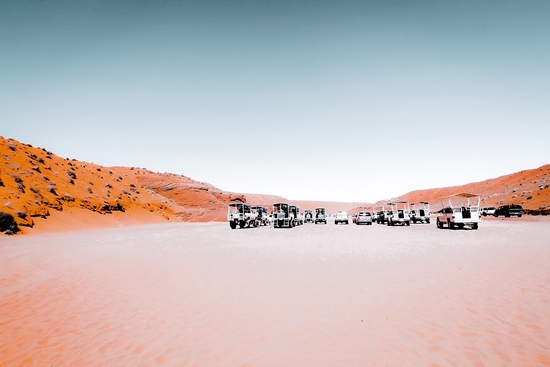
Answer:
[426, 219, 430, 224]
[448, 220, 454, 229]
[518, 214, 522, 218]
[436, 219, 441, 228]
[472, 223, 478, 230]
[239, 221, 246, 229]
[406, 221, 410, 226]
[458, 223, 464, 229]
[230, 222, 237, 229]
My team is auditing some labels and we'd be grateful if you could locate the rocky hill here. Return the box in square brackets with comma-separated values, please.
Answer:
[370, 165, 550, 214]
[1, 136, 548, 234]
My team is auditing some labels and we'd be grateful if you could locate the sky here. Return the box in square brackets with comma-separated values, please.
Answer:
[1, 0, 549, 202]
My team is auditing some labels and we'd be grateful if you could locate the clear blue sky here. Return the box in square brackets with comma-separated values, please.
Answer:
[2, 0, 549, 202]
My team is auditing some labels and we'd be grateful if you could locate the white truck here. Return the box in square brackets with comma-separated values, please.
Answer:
[409, 201, 430, 224]
[387, 201, 411, 226]
[315, 207, 327, 224]
[228, 202, 258, 229]
[251, 205, 270, 226]
[272, 202, 296, 228]
[334, 210, 349, 225]
[436, 193, 480, 230]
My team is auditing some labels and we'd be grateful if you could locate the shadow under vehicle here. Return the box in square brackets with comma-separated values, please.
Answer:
[436, 193, 481, 230]
[272, 202, 296, 228]
[315, 207, 327, 224]
[409, 201, 431, 224]
[387, 201, 411, 226]
[228, 202, 258, 229]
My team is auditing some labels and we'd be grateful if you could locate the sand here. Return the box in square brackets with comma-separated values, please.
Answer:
[1, 218, 550, 366]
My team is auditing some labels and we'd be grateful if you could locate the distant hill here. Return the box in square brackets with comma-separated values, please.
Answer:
[1, 136, 548, 234]
[365, 165, 550, 215]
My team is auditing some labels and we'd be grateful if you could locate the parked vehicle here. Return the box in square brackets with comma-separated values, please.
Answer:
[272, 202, 296, 228]
[373, 205, 390, 224]
[290, 205, 303, 225]
[304, 210, 314, 223]
[410, 201, 430, 224]
[494, 204, 524, 217]
[355, 211, 373, 225]
[480, 207, 496, 216]
[387, 201, 410, 226]
[334, 211, 349, 225]
[251, 205, 270, 226]
[228, 202, 258, 229]
[315, 207, 327, 224]
[436, 193, 480, 230]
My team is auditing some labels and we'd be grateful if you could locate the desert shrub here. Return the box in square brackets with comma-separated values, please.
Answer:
[16, 211, 27, 219]
[63, 193, 75, 202]
[105, 183, 112, 189]
[47, 184, 58, 195]
[17, 183, 25, 193]
[0, 211, 19, 234]
[0, 178, 4, 187]
[67, 170, 77, 179]
[527, 196, 533, 200]
[86, 187, 93, 194]
[69, 179, 74, 185]
[11, 174, 23, 183]
[30, 186, 40, 194]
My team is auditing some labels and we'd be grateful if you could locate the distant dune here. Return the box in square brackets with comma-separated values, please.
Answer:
[391, 165, 550, 213]
[0, 136, 548, 235]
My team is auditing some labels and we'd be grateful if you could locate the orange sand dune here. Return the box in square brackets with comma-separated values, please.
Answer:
[362, 165, 550, 214]
[1, 136, 549, 235]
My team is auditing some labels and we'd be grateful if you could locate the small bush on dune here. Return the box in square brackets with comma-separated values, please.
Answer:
[0, 211, 19, 234]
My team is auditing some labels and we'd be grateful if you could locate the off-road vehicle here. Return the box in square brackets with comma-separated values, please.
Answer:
[251, 205, 270, 226]
[494, 204, 524, 217]
[228, 202, 258, 229]
[480, 207, 496, 216]
[315, 207, 327, 224]
[304, 210, 314, 223]
[409, 201, 430, 224]
[334, 211, 349, 225]
[290, 205, 303, 226]
[436, 193, 480, 230]
[387, 201, 411, 226]
[355, 211, 373, 225]
[272, 202, 296, 228]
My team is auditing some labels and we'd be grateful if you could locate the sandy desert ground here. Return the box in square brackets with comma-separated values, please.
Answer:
[1, 218, 550, 366]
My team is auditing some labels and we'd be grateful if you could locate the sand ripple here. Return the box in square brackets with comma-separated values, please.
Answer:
[1, 220, 550, 366]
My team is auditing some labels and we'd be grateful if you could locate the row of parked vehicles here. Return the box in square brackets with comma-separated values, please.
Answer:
[229, 194, 524, 230]
[480, 205, 524, 217]
[227, 202, 329, 229]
